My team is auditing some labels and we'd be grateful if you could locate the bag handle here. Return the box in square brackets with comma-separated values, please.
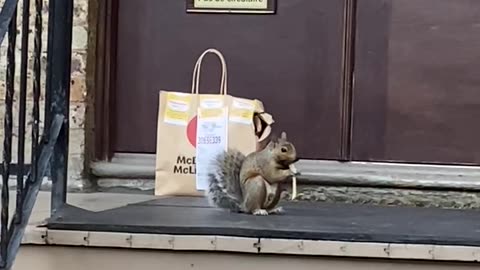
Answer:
[191, 48, 228, 95]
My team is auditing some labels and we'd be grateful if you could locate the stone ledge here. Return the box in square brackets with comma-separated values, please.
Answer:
[90, 154, 480, 209]
[93, 180, 480, 210]
[281, 185, 480, 210]
[299, 160, 480, 191]
[22, 227, 480, 262]
[91, 154, 480, 191]
[5, 177, 92, 193]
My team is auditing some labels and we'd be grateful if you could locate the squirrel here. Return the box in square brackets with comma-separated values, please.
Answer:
[206, 131, 299, 216]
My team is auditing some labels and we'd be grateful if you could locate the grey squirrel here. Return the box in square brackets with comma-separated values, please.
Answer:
[206, 132, 299, 215]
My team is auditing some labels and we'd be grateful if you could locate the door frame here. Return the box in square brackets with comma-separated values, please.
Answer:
[90, 0, 118, 161]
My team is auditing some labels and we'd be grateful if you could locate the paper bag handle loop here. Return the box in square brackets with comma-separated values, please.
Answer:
[191, 48, 228, 95]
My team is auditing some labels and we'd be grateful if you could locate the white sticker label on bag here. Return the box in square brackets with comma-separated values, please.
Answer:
[229, 98, 255, 124]
[200, 98, 224, 109]
[164, 92, 192, 126]
[195, 106, 228, 191]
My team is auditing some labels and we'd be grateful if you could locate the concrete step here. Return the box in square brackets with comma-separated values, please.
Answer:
[90, 154, 480, 209]
[14, 245, 480, 270]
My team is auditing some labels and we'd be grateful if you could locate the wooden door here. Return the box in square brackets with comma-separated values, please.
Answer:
[351, 0, 480, 165]
[112, 0, 348, 159]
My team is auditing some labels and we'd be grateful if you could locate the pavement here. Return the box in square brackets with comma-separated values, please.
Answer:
[4, 190, 157, 226]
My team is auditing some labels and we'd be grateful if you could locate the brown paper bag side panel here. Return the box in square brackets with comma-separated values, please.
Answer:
[155, 91, 202, 196]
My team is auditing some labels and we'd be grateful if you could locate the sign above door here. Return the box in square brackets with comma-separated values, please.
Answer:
[186, 0, 276, 14]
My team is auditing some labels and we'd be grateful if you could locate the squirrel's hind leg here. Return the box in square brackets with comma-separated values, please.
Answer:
[242, 176, 268, 215]
[267, 207, 285, 215]
[252, 209, 269, 216]
[264, 182, 283, 214]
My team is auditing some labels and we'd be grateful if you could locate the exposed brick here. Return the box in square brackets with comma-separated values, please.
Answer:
[70, 76, 86, 102]
[72, 26, 88, 50]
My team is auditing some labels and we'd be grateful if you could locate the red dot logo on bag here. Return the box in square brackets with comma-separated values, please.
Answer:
[186, 116, 197, 148]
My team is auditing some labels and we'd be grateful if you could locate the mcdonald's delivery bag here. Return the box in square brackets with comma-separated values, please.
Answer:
[155, 48, 274, 196]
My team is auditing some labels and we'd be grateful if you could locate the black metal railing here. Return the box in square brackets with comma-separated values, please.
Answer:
[0, 0, 73, 269]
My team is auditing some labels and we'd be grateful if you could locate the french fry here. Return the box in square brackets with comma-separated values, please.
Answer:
[289, 164, 298, 200]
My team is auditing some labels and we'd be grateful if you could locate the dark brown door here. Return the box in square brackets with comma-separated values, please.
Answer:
[113, 0, 348, 159]
[351, 0, 480, 165]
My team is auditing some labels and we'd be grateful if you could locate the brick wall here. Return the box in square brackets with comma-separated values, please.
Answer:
[0, 0, 90, 189]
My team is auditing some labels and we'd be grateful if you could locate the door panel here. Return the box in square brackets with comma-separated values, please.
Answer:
[352, 0, 480, 165]
[113, 0, 347, 159]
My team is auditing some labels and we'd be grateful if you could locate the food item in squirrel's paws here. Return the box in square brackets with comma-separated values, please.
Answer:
[289, 164, 298, 200]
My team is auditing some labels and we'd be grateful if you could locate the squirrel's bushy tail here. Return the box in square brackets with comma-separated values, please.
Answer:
[206, 149, 245, 212]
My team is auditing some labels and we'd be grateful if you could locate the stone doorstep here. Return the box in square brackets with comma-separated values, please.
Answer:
[6, 176, 92, 193]
[21, 226, 480, 262]
[91, 154, 480, 191]
[90, 154, 480, 209]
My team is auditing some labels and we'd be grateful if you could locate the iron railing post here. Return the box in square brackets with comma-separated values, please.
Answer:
[46, 0, 74, 215]
[15, 0, 31, 226]
[0, 6, 17, 269]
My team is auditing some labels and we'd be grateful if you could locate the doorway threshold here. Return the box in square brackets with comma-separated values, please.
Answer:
[90, 153, 480, 191]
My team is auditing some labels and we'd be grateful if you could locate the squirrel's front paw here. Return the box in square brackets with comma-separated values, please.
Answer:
[288, 165, 300, 177]
[290, 171, 301, 177]
[252, 209, 269, 216]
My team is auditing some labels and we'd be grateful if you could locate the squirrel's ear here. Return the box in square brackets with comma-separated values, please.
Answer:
[269, 132, 278, 142]
[280, 131, 287, 140]
[266, 140, 276, 149]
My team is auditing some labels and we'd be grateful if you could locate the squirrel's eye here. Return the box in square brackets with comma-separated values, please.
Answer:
[281, 147, 287, 153]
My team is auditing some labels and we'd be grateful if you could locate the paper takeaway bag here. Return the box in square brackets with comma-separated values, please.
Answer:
[155, 48, 274, 196]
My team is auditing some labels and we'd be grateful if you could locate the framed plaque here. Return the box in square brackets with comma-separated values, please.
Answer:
[186, 0, 277, 14]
